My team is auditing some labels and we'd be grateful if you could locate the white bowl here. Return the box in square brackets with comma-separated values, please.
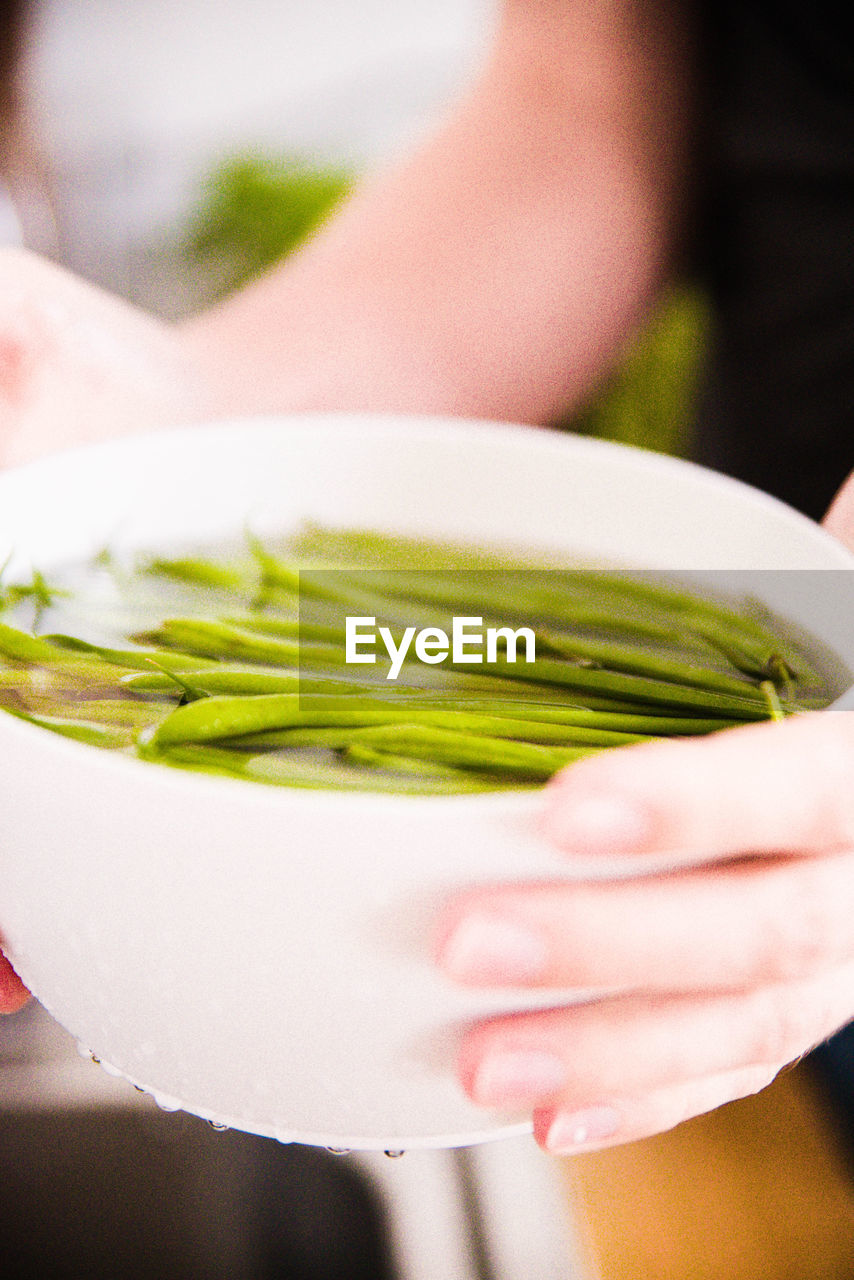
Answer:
[1, 413, 853, 1150]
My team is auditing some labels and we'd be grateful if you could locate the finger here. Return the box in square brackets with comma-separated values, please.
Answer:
[0, 950, 30, 1014]
[436, 850, 854, 991]
[533, 1063, 782, 1153]
[541, 711, 854, 864]
[456, 960, 854, 1112]
[823, 471, 854, 552]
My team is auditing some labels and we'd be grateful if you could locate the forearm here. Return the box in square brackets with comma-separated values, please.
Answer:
[181, 0, 696, 426]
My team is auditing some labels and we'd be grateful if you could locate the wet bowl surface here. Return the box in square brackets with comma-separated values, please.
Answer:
[1, 413, 852, 1149]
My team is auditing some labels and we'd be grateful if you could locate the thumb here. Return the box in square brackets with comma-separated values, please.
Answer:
[823, 471, 854, 552]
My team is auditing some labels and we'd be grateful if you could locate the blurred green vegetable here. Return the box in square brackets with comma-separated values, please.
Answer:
[568, 284, 709, 457]
[187, 153, 353, 297]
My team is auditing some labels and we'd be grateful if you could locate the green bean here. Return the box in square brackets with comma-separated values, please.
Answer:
[283, 527, 793, 664]
[243, 720, 654, 752]
[344, 724, 598, 779]
[290, 522, 514, 570]
[3, 706, 135, 748]
[122, 668, 330, 695]
[248, 537, 301, 595]
[0, 523, 836, 797]
[298, 536, 814, 686]
[30, 698, 169, 727]
[406, 698, 744, 733]
[296, 572, 761, 695]
[137, 618, 347, 669]
[0, 622, 77, 665]
[224, 726, 372, 749]
[761, 680, 786, 722]
[298, 555, 691, 634]
[342, 741, 490, 781]
[240, 553, 805, 708]
[139, 740, 499, 794]
[439, 655, 773, 716]
[222, 613, 346, 646]
[0, 566, 67, 610]
[148, 692, 660, 752]
[317, 567, 716, 656]
[142, 555, 253, 592]
[43, 633, 221, 673]
[536, 629, 764, 696]
[0, 627, 145, 701]
[148, 664, 209, 704]
[121, 663, 611, 703]
[561, 570, 815, 682]
[0, 666, 54, 691]
[147, 691, 648, 749]
[0, 659, 134, 700]
[257, 546, 472, 633]
[143, 692, 297, 746]
[338, 576, 717, 665]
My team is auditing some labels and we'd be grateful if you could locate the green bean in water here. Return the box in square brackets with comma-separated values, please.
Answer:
[0, 526, 836, 793]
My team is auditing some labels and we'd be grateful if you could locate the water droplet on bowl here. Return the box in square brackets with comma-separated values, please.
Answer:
[152, 1092, 182, 1113]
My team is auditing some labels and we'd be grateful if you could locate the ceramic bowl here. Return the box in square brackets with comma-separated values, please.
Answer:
[1, 414, 852, 1149]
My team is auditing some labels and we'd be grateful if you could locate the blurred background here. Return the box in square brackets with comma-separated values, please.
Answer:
[9, 0, 705, 454]
[13, 0, 497, 311]
[3, 2, 854, 1278]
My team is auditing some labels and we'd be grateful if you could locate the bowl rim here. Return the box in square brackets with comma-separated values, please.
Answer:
[2, 407, 849, 537]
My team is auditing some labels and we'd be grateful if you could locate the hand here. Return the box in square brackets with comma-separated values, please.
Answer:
[0, 247, 202, 468]
[824, 470, 854, 548]
[436, 475, 854, 1152]
[0, 949, 29, 1013]
[1, 247, 204, 1013]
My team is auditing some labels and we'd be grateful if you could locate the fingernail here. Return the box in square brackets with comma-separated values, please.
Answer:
[544, 792, 650, 854]
[471, 1049, 567, 1106]
[544, 1105, 622, 1151]
[439, 913, 548, 984]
